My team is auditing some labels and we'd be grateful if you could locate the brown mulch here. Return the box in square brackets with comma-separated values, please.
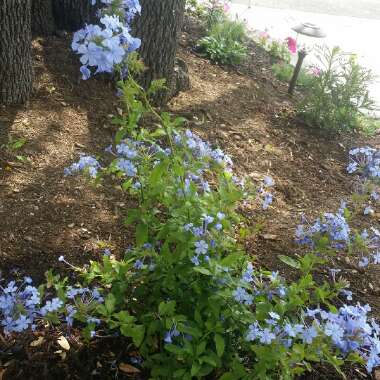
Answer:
[1, 16, 380, 379]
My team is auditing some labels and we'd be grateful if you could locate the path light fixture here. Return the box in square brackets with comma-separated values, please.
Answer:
[288, 22, 326, 95]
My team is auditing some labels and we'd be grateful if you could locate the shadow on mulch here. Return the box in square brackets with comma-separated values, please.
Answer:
[0, 35, 133, 282]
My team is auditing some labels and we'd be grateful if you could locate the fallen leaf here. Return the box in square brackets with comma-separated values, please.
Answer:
[57, 336, 70, 351]
[30, 336, 45, 347]
[119, 363, 141, 374]
[262, 234, 278, 240]
[54, 350, 67, 360]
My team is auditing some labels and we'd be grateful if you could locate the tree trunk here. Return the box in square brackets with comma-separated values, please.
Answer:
[32, 0, 55, 36]
[134, 0, 186, 104]
[52, 0, 96, 31]
[0, 0, 33, 105]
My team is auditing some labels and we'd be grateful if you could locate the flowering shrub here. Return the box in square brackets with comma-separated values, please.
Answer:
[255, 31, 295, 63]
[3, 2, 380, 377]
[298, 46, 375, 133]
[202, 0, 230, 30]
[72, 0, 141, 80]
[55, 65, 380, 377]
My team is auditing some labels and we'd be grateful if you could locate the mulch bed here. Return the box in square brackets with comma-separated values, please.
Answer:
[0, 15, 379, 379]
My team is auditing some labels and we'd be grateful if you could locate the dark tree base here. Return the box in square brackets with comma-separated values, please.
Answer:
[0, 0, 33, 105]
[52, 0, 97, 31]
[32, 0, 55, 36]
[134, 0, 186, 105]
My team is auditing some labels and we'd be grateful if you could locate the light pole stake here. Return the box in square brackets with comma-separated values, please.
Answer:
[288, 49, 307, 95]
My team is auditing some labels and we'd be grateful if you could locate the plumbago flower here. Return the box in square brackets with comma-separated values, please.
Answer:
[259, 175, 275, 210]
[295, 204, 350, 249]
[295, 199, 380, 270]
[0, 275, 104, 335]
[347, 147, 380, 179]
[72, 0, 141, 79]
[346, 146, 380, 217]
[234, 262, 380, 373]
[65, 128, 239, 198]
[64, 155, 101, 178]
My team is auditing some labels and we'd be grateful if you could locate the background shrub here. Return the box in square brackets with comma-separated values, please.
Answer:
[298, 46, 376, 133]
[197, 19, 248, 65]
[272, 62, 315, 88]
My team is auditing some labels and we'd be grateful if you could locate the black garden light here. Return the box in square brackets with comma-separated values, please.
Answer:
[288, 22, 326, 95]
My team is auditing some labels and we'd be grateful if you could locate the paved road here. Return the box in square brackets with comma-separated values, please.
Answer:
[228, 0, 380, 112]
[232, 0, 380, 19]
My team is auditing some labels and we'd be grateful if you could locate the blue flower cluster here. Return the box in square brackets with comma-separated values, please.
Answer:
[230, 258, 380, 374]
[64, 155, 101, 178]
[65, 129, 244, 203]
[356, 227, 380, 268]
[232, 264, 287, 306]
[184, 213, 226, 266]
[245, 301, 380, 372]
[0, 278, 40, 333]
[347, 147, 380, 214]
[175, 129, 233, 170]
[0, 275, 104, 334]
[295, 206, 350, 248]
[259, 175, 275, 210]
[307, 304, 380, 372]
[164, 325, 181, 344]
[72, 0, 141, 79]
[347, 147, 380, 179]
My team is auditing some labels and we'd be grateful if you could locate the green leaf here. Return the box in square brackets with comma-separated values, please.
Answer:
[193, 267, 212, 276]
[150, 161, 167, 184]
[221, 253, 242, 268]
[136, 223, 148, 246]
[120, 325, 145, 347]
[198, 364, 214, 377]
[122, 178, 133, 191]
[158, 300, 176, 316]
[115, 128, 127, 144]
[200, 354, 218, 367]
[9, 138, 27, 150]
[219, 373, 240, 380]
[173, 369, 187, 378]
[191, 362, 201, 377]
[114, 310, 135, 324]
[124, 209, 140, 226]
[105, 293, 116, 314]
[214, 334, 225, 357]
[196, 341, 207, 356]
[278, 255, 300, 269]
[164, 344, 184, 355]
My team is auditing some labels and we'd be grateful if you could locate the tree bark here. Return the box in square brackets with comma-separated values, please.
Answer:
[0, 0, 33, 105]
[134, 0, 186, 104]
[32, 0, 56, 36]
[52, 0, 96, 31]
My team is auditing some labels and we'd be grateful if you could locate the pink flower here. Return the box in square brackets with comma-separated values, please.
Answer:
[259, 30, 270, 40]
[223, 2, 230, 12]
[285, 37, 297, 54]
[310, 66, 321, 76]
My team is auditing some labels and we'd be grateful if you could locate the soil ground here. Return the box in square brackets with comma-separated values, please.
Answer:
[0, 17, 380, 380]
